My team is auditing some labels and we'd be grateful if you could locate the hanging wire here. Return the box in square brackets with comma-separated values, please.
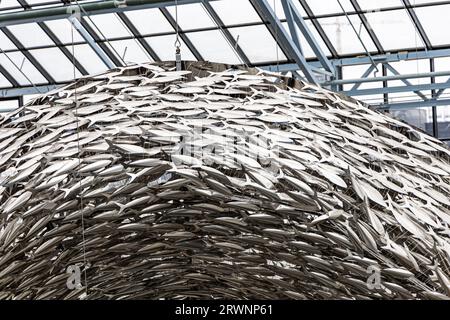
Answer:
[0, 47, 43, 94]
[70, 16, 89, 298]
[174, 0, 182, 70]
[73, 0, 126, 66]
[114, 11, 154, 63]
[337, 0, 379, 73]
[274, 0, 280, 73]
[200, 1, 248, 68]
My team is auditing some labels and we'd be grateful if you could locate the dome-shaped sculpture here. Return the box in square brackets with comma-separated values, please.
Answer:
[0, 61, 449, 300]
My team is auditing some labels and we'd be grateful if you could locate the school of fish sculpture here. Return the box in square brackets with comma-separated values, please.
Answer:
[0, 61, 449, 300]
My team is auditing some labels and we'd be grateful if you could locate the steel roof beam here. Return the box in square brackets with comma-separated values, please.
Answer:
[38, 22, 88, 75]
[0, 84, 61, 98]
[377, 98, 450, 109]
[298, 0, 338, 58]
[0, 0, 218, 27]
[0, 63, 20, 87]
[326, 70, 450, 85]
[342, 81, 450, 96]
[116, 12, 161, 62]
[1, 27, 55, 83]
[68, 17, 118, 69]
[283, 0, 334, 75]
[350, 0, 384, 53]
[249, 0, 319, 84]
[159, 7, 203, 61]
[349, 64, 377, 91]
[201, 0, 251, 66]
[383, 63, 428, 101]
[402, 0, 433, 50]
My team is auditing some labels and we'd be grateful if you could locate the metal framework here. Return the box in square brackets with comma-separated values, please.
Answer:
[0, 0, 449, 142]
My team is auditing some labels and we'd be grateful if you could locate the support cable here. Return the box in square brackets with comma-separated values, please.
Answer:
[70, 17, 89, 298]
[174, 0, 181, 70]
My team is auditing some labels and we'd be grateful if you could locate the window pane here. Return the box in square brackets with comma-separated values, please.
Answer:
[66, 44, 109, 75]
[437, 106, 450, 139]
[414, 5, 450, 46]
[0, 0, 20, 10]
[30, 48, 82, 81]
[85, 13, 131, 39]
[364, 9, 424, 50]
[125, 8, 174, 34]
[306, 0, 353, 15]
[269, 0, 308, 19]
[187, 30, 241, 64]
[316, 15, 377, 54]
[229, 25, 287, 63]
[145, 35, 196, 61]
[0, 100, 18, 112]
[0, 72, 12, 88]
[0, 30, 17, 50]
[211, 0, 262, 25]
[281, 21, 331, 58]
[0, 51, 47, 85]
[357, 0, 403, 10]
[7, 23, 53, 47]
[167, 3, 216, 30]
[390, 107, 433, 135]
[44, 19, 85, 44]
[109, 39, 153, 64]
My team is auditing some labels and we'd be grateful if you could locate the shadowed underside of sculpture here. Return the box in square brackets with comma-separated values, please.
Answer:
[0, 61, 449, 300]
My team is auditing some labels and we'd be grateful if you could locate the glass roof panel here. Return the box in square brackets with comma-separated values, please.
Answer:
[7, 23, 54, 47]
[124, 8, 174, 35]
[186, 30, 241, 65]
[166, 3, 216, 30]
[281, 21, 331, 58]
[29, 47, 82, 81]
[44, 19, 85, 44]
[85, 13, 131, 39]
[228, 25, 287, 63]
[0, 51, 47, 85]
[0, 73, 12, 88]
[316, 14, 377, 55]
[356, 0, 403, 10]
[67, 44, 109, 75]
[305, 0, 354, 16]
[0, 0, 21, 10]
[414, 5, 450, 46]
[109, 39, 153, 64]
[364, 9, 424, 50]
[0, 30, 18, 50]
[269, 0, 308, 19]
[211, 0, 263, 25]
[145, 35, 196, 61]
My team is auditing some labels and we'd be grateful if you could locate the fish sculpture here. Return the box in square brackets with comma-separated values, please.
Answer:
[0, 61, 449, 300]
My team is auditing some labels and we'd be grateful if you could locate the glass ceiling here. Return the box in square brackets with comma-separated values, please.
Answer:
[0, 0, 448, 90]
[1, 0, 449, 142]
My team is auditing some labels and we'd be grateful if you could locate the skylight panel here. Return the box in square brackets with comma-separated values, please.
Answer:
[29, 47, 82, 81]
[124, 8, 174, 35]
[7, 23, 53, 47]
[186, 30, 241, 64]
